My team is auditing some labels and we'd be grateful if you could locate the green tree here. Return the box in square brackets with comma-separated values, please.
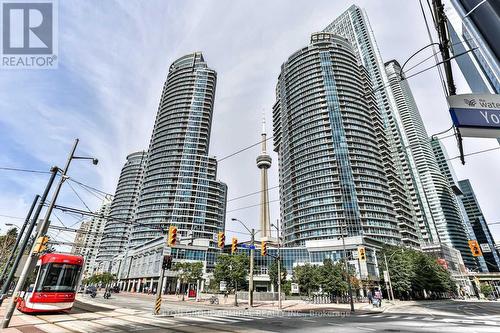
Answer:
[213, 254, 249, 292]
[480, 284, 494, 298]
[316, 259, 347, 296]
[268, 259, 287, 291]
[0, 228, 18, 272]
[379, 246, 456, 299]
[292, 263, 319, 296]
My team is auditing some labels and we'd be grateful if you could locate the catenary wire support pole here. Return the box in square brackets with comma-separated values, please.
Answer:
[3, 139, 97, 329]
[0, 166, 58, 307]
[0, 195, 39, 288]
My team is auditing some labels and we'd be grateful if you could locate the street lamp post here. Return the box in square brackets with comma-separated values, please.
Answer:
[338, 224, 355, 313]
[231, 218, 257, 307]
[271, 222, 282, 310]
[2, 139, 98, 329]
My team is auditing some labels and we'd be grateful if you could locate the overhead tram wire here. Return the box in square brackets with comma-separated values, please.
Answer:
[447, 146, 500, 161]
[227, 185, 279, 203]
[67, 180, 93, 212]
[217, 136, 273, 163]
[0, 167, 51, 174]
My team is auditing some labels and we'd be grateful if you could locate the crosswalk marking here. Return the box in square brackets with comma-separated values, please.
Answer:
[368, 314, 500, 327]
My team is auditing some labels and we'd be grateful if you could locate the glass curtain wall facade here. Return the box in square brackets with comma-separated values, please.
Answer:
[97, 151, 146, 271]
[458, 179, 500, 272]
[132, 53, 227, 248]
[430, 139, 477, 269]
[385, 60, 467, 247]
[273, 32, 399, 247]
[323, 5, 421, 248]
[444, 0, 499, 93]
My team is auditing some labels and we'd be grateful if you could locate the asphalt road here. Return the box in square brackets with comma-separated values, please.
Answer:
[60, 294, 500, 333]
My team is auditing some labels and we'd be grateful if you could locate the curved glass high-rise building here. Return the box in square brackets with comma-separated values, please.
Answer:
[273, 32, 400, 247]
[131, 53, 227, 247]
[97, 151, 146, 271]
[324, 5, 421, 248]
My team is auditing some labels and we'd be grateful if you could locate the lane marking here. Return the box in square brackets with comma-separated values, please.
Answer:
[356, 327, 375, 331]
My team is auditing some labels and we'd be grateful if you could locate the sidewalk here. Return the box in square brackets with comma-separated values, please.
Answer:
[117, 291, 392, 314]
[0, 298, 49, 333]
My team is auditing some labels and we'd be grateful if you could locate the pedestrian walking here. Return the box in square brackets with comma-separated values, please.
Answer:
[374, 289, 382, 308]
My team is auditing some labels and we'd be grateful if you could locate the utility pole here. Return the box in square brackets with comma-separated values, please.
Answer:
[340, 225, 355, 313]
[431, 0, 465, 164]
[0, 195, 39, 287]
[249, 228, 255, 307]
[154, 248, 166, 315]
[231, 218, 257, 307]
[3, 139, 97, 329]
[272, 221, 282, 310]
[384, 254, 395, 302]
[0, 166, 58, 306]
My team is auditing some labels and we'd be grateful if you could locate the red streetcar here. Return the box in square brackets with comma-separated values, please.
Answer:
[17, 253, 84, 313]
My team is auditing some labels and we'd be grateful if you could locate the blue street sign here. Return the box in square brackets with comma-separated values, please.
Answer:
[240, 244, 256, 249]
[448, 94, 500, 138]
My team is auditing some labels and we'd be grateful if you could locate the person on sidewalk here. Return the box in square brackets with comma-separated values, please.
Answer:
[367, 290, 373, 304]
[374, 289, 382, 308]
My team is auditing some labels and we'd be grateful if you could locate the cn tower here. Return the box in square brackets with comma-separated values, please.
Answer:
[256, 118, 272, 240]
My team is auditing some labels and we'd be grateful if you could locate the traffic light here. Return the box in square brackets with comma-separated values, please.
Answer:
[162, 255, 173, 270]
[218, 232, 225, 249]
[468, 240, 482, 257]
[33, 236, 49, 254]
[261, 242, 267, 256]
[167, 225, 177, 247]
[231, 237, 238, 254]
[358, 247, 366, 261]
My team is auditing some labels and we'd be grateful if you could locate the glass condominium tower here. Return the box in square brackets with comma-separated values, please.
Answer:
[324, 5, 421, 247]
[97, 151, 146, 271]
[430, 140, 477, 269]
[131, 53, 227, 248]
[385, 60, 465, 246]
[273, 32, 400, 247]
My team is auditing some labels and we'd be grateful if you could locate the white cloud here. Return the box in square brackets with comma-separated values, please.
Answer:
[0, 0, 498, 245]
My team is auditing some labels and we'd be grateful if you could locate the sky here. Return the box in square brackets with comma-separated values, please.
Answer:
[0, 0, 499, 247]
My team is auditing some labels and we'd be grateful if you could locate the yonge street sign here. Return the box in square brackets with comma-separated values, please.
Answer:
[448, 93, 500, 138]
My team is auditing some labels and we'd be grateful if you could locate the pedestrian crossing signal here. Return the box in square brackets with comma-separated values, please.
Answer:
[358, 247, 366, 261]
[261, 242, 267, 256]
[167, 226, 177, 247]
[218, 232, 225, 249]
[162, 255, 172, 270]
[468, 240, 482, 257]
[231, 237, 238, 254]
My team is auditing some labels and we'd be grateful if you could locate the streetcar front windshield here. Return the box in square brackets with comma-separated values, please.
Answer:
[35, 263, 82, 292]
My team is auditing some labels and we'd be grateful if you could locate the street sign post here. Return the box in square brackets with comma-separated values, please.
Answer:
[448, 94, 500, 138]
